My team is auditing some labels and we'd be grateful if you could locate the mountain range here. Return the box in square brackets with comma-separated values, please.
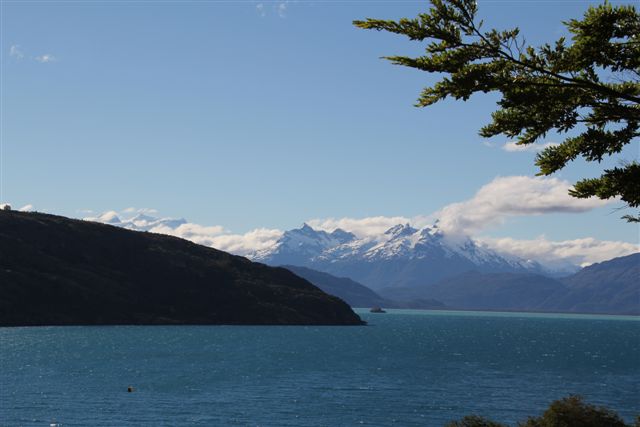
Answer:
[283, 254, 639, 315]
[254, 224, 637, 315]
[85, 215, 639, 315]
[251, 223, 549, 290]
[0, 211, 363, 326]
[379, 253, 639, 314]
[283, 265, 446, 310]
[89, 211, 188, 232]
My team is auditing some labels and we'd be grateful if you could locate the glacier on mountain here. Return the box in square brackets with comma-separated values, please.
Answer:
[84, 211, 564, 291]
[250, 221, 545, 290]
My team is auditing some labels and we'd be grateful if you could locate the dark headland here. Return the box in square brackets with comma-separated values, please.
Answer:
[0, 210, 364, 326]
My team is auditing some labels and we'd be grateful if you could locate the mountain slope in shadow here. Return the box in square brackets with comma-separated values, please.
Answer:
[0, 211, 363, 326]
[378, 254, 639, 315]
[283, 265, 446, 310]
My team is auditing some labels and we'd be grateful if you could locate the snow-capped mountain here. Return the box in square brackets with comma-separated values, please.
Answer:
[252, 224, 356, 266]
[250, 222, 545, 291]
[84, 211, 554, 292]
[85, 211, 188, 232]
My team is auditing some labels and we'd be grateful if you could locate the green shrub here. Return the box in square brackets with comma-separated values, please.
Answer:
[447, 395, 634, 427]
[446, 415, 508, 427]
[519, 396, 628, 427]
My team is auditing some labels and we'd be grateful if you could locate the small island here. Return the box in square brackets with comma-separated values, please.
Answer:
[0, 211, 364, 326]
[370, 306, 386, 313]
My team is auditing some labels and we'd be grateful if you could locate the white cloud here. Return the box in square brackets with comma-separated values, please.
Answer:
[307, 215, 411, 239]
[256, 3, 266, 17]
[84, 207, 282, 257]
[85, 210, 121, 224]
[35, 54, 57, 63]
[150, 223, 282, 256]
[0, 203, 40, 212]
[9, 45, 24, 60]
[144, 222, 282, 256]
[480, 236, 639, 269]
[502, 141, 558, 152]
[8, 46, 59, 63]
[79, 172, 628, 267]
[210, 228, 284, 256]
[306, 216, 638, 270]
[277, 2, 287, 18]
[149, 223, 225, 247]
[435, 176, 610, 236]
[122, 207, 159, 215]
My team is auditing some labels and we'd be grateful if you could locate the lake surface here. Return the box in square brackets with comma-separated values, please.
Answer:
[1, 309, 639, 426]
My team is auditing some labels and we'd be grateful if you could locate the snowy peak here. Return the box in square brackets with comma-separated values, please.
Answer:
[253, 224, 352, 264]
[282, 224, 332, 245]
[419, 223, 442, 237]
[85, 212, 187, 232]
[280, 224, 356, 247]
[384, 223, 418, 238]
[330, 228, 357, 244]
[95, 211, 121, 224]
[299, 223, 317, 235]
[129, 213, 158, 224]
[85, 211, 550, 292]
[121, 216, 187, 232]
[257, 221, 542, 267]
[253, 221, 546, 289]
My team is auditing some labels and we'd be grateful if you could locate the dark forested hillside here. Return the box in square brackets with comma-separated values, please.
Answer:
[0, 211, 363, 326]
[550, 253, 640, 314]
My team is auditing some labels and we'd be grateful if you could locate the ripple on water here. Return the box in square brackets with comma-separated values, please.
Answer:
[1, 310, 638, 426]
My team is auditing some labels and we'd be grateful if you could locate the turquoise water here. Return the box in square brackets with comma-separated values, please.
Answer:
[1, 309, 638, 426]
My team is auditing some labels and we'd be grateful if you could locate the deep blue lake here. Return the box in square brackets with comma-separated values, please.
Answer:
[1, 309, 638, 426]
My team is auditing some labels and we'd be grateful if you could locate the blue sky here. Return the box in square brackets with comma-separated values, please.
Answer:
[2, 0, 638, 247]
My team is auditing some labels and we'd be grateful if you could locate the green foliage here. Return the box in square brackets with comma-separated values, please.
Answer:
[354, 0, 640, 221]
[446, 395, 635, 427]
[446, 415, 508, 427]
[519, 395, 629, 427]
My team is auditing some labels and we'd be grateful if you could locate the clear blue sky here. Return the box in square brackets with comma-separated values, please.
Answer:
[1, 0, 637, 243]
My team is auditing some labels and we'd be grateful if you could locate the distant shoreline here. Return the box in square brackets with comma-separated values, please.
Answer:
[353, 307, 640, 320]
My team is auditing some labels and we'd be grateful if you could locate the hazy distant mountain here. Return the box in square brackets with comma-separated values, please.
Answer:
[283, 265, 389, 308]
[378, 254, 639, 314]
[547, 253, 640, 314]
[252, 223, 545, 291]
[380, 272, 564, 311]
[0, 211, 363, 326]
[77, 213, 637, 314]
[283, 265, 445, 310]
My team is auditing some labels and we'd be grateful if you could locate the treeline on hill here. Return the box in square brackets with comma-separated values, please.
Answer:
[447, 396, 638, 427]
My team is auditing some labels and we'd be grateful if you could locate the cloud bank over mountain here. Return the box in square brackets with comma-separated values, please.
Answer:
[310, 176, 611, 239]
[307, 216, 413, 239]
[82, 213, 634, 268]
[480, 236, 639, 268]
[433, 176, 609, 236]
[83, 208, 283, 256]
[75, 175, 637, 269]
